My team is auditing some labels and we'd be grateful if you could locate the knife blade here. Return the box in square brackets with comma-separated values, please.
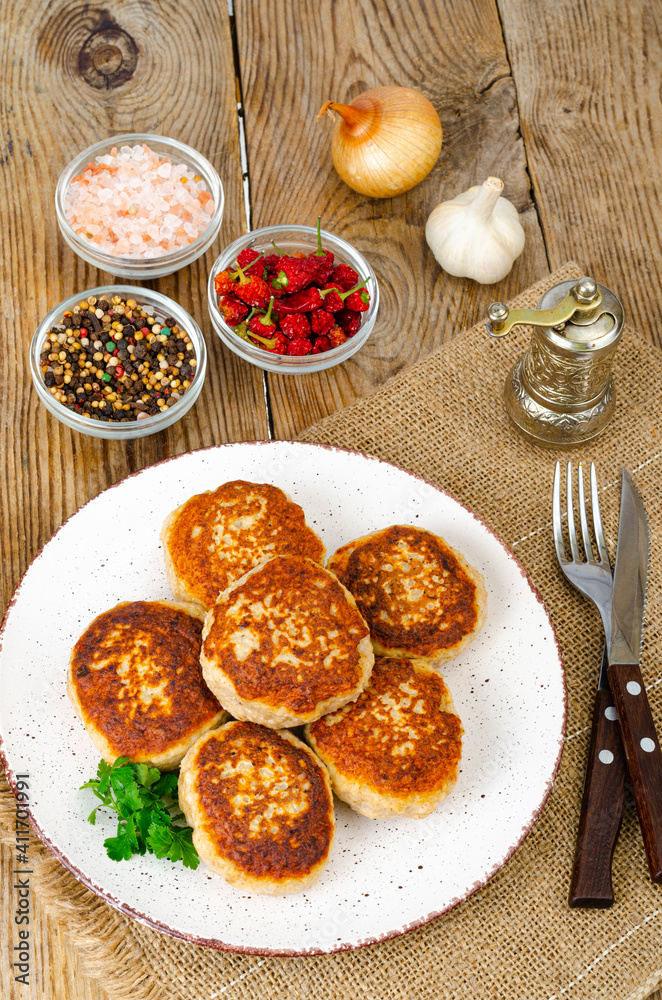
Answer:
[607, 468, 662, 882]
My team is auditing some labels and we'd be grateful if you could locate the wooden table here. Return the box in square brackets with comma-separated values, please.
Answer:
[2, 1, 661, 996]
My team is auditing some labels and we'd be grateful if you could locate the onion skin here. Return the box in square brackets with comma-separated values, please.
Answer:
[318, 86, 442, 199]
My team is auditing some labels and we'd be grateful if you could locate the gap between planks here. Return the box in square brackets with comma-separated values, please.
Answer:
[227, 0, 275, 440]
[494, 0, 551, 271]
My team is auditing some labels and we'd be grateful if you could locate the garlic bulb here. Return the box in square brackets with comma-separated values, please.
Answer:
[425, 177, 525, 284]
[317, 86, 442, 199]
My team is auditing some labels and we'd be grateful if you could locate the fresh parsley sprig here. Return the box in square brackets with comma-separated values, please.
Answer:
[80, 757, 199, 870]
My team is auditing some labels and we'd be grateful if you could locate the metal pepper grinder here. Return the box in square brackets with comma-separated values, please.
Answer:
[486, 276, 625, 448]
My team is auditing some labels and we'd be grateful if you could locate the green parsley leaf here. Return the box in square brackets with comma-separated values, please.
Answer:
[134, 801, 159, 845]
[104, 814, 139, 861]
[153, 772, 179, 799]
[109, 764, 138, 798]
[81, 758, 199, 871]
[171, 827, 199, 870]
[147, 821, 200, 871]
[114, 779, 147, 818]
[134, 763, 160, 789]
[146, 818, 175, 858]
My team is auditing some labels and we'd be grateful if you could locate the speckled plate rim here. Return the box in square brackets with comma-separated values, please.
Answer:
[0, 440, 567, 956]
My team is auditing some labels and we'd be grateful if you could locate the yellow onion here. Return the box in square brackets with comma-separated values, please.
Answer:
[317, 86, 442, 199]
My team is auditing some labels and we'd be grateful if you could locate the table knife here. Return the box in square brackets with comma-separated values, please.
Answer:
[607, 469, 662, 882]
[569, 644, 627, 907]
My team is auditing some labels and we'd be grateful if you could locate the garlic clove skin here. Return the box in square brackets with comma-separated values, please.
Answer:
[425, 177, 525, 284]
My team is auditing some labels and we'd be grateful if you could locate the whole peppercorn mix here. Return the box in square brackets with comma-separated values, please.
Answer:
[39, 295, 198, 422]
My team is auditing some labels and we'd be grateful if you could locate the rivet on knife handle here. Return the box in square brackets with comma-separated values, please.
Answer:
[608, 662, 662, 882]
[569, 662, 626, 907]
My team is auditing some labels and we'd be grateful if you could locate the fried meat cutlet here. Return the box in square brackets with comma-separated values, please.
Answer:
[201, 556, 373, 728]
[306, 657, 463, 819]
[328, 524, 487, 664]
[68, 600, 227, 768]
[178, 721, 335, 894]
[160, 481, 325, 614]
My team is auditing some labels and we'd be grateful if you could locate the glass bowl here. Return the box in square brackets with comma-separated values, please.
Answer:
[30, 285, 207, 439]
[207, 225, 379, 373]
[55, 134, 224, 279]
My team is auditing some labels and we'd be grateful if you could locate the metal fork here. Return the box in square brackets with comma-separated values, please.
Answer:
[553, 461, 613, 637]
[552, 461, 627, 907]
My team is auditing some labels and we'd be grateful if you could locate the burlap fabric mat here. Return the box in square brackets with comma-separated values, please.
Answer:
[2, 263, 662, 999]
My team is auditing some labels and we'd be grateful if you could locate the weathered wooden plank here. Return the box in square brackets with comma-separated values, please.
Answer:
[498, 0, 662, 347]
[0, 0, 267, 612]
[235, 0, 549, 438]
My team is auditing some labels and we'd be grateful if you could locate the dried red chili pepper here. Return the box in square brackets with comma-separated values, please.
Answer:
[331, 263, 359, 291]
[328, 326, 348, 347]
[310, 310, 335, 336]
[232, 258, 271, 308]
[263, 253, 281, 275]
[317, 277, 368, 313]
[248, 297, 278, 337]
[336, 308, 362, 336]
[308, 217, 335, 283]
[214, 270, 234, 295]
[236, 248, 266, 276]
[281, 314, 312, 340]
[219, 294, 249, 326]
[276, 288, 324, 315]
[343, 285, 371, 312]
[313, 256, 334, 284]
[311, 335, 331, 354]
[320, 282, 344, 312]
[266, 332, 289, 354]
[271, 256, 319, 294]
[287, 337, 313, 356]
[234, 323, 281, 352]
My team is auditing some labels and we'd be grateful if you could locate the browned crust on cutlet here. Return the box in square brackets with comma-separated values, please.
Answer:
[306, 657, 463, 818]
[201, 556, 372, 726]
[68, 601, 225, 763]
[179, 722, 335, 892]
[161, 481, 326, 611]
[328, 525, 486, 661]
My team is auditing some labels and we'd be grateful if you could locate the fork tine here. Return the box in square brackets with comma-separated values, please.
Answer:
[566, 461, 581, 561]
[577, 464, 594, 562]
[590, 462, 610, 566]
[552, 461, 568, 564]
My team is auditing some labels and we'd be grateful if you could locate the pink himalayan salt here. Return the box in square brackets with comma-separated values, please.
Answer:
[64, 144, 215, 259]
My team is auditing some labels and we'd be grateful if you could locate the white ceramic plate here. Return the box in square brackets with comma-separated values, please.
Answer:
[0, 442, 565, 955]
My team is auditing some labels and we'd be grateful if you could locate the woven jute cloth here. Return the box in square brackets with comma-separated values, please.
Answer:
[2, 263, 662, 1000]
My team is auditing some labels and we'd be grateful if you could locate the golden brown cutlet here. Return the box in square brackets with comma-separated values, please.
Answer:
[306, 656, 463, 819]
[161, 480, 326, 613]
[201, 555, 374, 728]
[68, 600, 227, 768]
[178, 721, 335, 894]
[328, 524, 487, 664]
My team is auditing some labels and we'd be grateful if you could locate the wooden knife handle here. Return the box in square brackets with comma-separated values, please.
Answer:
[608, 662, 662, 882]
[569, 678, 626, 907]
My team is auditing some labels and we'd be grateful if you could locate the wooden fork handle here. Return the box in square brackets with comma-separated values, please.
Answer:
[609, 662, 662, 882]
[569, 667, 626, 907]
